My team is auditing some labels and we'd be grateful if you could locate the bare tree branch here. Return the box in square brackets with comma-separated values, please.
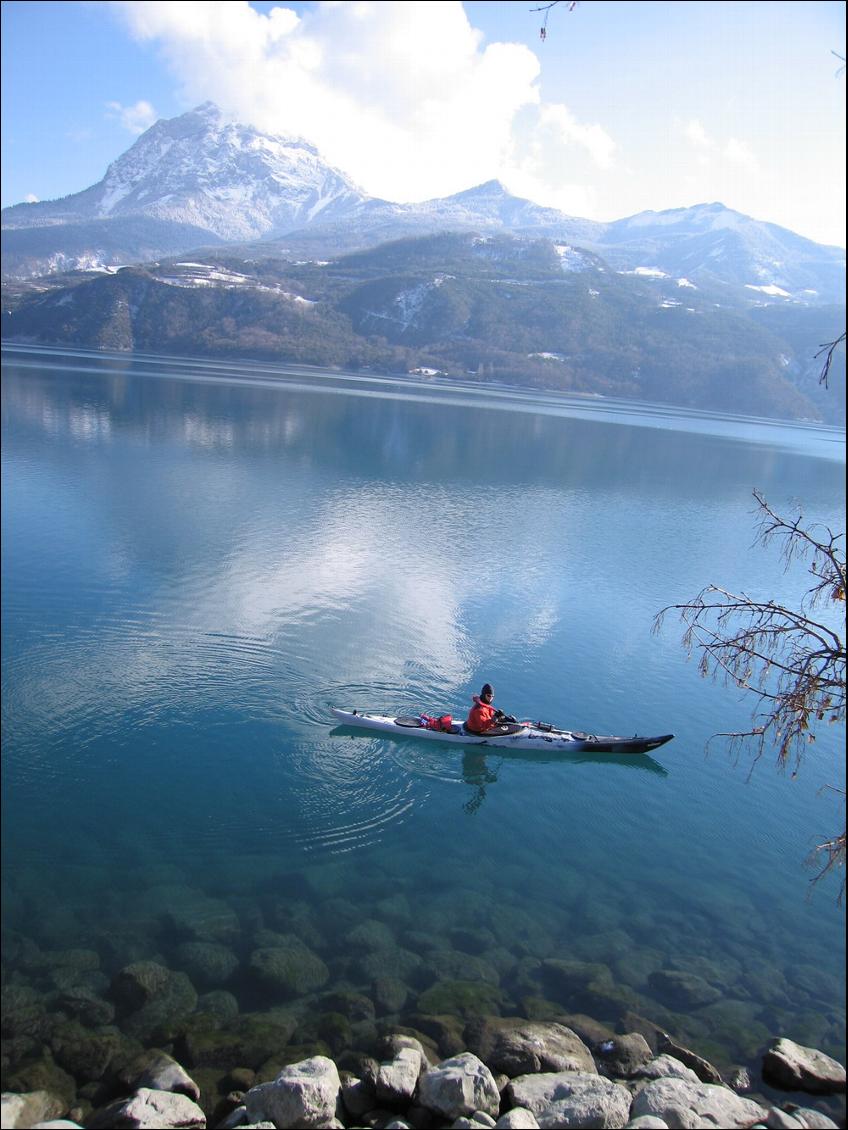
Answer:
[530, 0, 578, 40]
[816, 331, 846, 389]
[653, 491, 846, 898]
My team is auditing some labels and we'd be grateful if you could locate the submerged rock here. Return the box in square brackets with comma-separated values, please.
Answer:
[54, 987, 115, 1028]
[177, 1010, 300, 1071]
[248, 937, 329, 997]
[140, 883, 240, 945]
[373, 977, 410, 1016]
[656, 1032, 723, 1085]
[647, 970, 722, 1009]
[110, 961, 198, 1043]
[416, 980, 504, 1019]
[117, 1048, 201, 1101]
[175, 942, 239, 989]
[48, 1021, 125, 1083]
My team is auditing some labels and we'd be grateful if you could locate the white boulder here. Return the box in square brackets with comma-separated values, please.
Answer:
[629, 1077, 767, 1129]
[244, 1056, 341, 1129]
[418, 1053, 501, 1121]
[505, 1071, 632, 1128]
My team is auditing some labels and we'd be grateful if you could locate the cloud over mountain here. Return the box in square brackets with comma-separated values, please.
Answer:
[109, 0, 615, 215]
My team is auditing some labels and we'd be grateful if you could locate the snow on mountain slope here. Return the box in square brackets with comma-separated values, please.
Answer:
[2, 103, 369, 241]
[1, 106, 844, 305]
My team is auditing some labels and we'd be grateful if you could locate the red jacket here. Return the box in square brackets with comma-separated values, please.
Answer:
[466, 696, 497, 733]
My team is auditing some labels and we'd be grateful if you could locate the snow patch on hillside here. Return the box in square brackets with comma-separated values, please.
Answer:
[152, 262, 315, 302]
[745, 283, 790, 297]
[553, 243, 592, 272]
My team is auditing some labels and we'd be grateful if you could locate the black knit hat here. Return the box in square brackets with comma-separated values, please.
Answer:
[481, 683, 494, 698]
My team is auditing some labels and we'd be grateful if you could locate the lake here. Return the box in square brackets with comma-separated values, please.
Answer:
[1, 344, 845, 1107]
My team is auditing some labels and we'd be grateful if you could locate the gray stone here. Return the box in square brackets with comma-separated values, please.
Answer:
[631, 1054, 699, 1083]
[451, 1115, 497, 1129]
[244, 1056, 341, 1129]
[339, 1071, 377, 1118]
[466, 1019, 596, 1078]
[594, 1033, 653, 1078]
[790, 1106, 840, 1128]
[505, 1071, 632, 1128]
[762, 1039, 847, 1096]
[494, 1111, 540, 1129]
[624, 1118, 669, 1129]
[727, 1066, 752, 1092]
[376, 1047, 424, 1107]
[30, 1123, 84, 1129]
[377, 1034, 433, 1067]
[765, 1108, 806, 1129]
[216, 1106, 249, 1129]
[417, 1053, 501, 1121]
[629, 1077, 767, 1129]
[118, 1049, 201, 1101]
[87, 1087, 206, 1128]
[1, 1091, 65, 1129]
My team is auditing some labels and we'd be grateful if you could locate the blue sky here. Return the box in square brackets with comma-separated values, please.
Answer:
[2, 1, 845, 246]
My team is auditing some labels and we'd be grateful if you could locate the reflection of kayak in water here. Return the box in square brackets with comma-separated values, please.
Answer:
[331, 708, 674, 756]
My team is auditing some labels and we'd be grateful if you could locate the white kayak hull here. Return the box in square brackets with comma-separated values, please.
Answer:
[331, 709, 673, 755]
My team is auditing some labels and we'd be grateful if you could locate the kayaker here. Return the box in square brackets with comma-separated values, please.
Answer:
[465, 683, 516, 733]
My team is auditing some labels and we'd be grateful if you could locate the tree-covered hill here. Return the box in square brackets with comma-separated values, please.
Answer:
[3, 232, 844, 424]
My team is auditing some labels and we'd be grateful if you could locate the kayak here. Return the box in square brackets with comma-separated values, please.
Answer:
[331, 708, 674, 755]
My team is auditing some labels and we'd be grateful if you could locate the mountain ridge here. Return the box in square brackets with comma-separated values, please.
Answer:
[2, 104, 844, 305]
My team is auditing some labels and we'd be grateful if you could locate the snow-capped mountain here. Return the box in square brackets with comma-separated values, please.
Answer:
[2, 102, 368, 241]
[597, 202, 846, 302]
[2, 104, 845, 306]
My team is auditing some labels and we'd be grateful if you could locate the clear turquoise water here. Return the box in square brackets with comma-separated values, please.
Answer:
[2, 344, 845, 1087]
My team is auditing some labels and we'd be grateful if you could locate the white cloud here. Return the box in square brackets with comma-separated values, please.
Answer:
[683, 118, 714, 151]
[105, 99, 158, 134]
[25, 193, 39, 203]
[723, 137, 759, 172]
[109, 0, 615, 208]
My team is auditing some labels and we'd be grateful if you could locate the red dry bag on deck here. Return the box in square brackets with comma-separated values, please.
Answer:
[420, 714, 453, 732]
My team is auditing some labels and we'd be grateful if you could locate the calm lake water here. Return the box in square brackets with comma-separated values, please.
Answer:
[2, 344, 845, 1101]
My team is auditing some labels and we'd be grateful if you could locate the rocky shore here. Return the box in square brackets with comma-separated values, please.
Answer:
[2, 1023, 845, 1129]
[2, 863, 845, 1129]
